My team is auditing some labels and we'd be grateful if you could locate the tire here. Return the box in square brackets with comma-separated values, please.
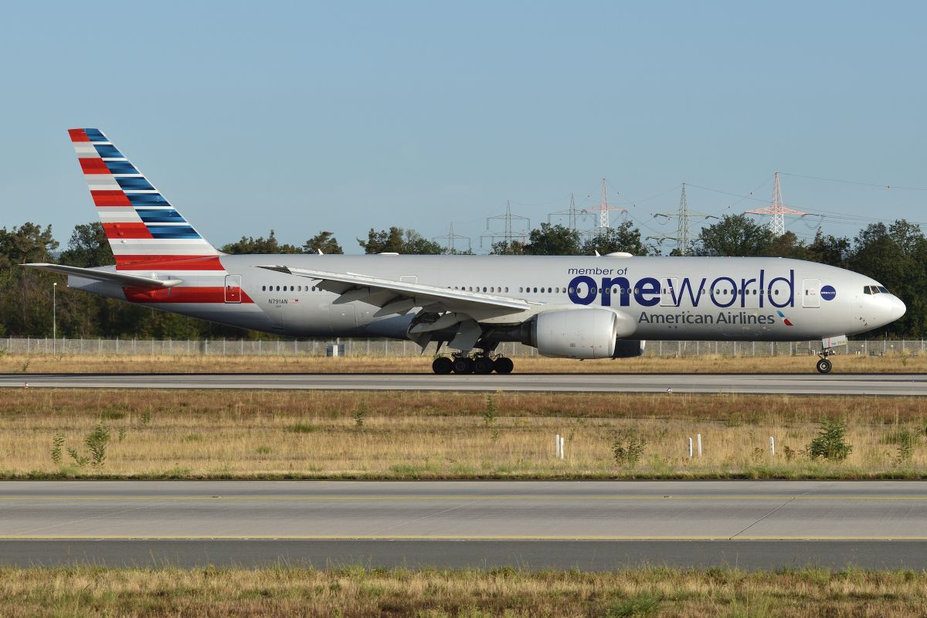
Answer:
[473, 356, 494, 374]
[493, 357, 514, 374]
[432, 357, 453, 375]
[816, 358, 832, 374]
[452, 357, 474, 374]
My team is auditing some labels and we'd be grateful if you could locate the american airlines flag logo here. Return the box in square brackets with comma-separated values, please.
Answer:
[68, 128, 222, 271]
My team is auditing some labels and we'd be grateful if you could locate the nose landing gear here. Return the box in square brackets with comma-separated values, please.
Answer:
[815, 348, 835, 374]
[816, 355, 832, 374]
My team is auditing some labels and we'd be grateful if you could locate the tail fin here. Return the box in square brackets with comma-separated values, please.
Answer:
[68, 128, 222, 271]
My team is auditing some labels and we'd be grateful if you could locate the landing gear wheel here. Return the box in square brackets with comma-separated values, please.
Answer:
[493, 357, 514, 374]
[473, 356, 495, 374]
[816, 358, 832, 374]
[452, 357, 474, 374]
[432, 357, 453, 375]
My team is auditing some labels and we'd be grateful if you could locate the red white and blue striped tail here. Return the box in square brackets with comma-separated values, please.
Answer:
[68, 128, 223, 271]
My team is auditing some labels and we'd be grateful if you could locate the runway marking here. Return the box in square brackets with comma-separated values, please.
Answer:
[1, 535, 926, 541]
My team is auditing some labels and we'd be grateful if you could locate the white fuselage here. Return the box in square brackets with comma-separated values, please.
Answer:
[69, 254, 906, 345]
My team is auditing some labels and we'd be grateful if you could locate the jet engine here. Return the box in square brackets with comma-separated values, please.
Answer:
[527, 308, 633, 359]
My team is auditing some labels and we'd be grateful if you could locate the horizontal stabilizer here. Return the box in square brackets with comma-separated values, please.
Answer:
[23, 263, 182, 289]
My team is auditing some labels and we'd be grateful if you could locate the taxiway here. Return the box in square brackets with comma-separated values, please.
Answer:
[1, 372, 926, 395]
[2, 481, 925, 569]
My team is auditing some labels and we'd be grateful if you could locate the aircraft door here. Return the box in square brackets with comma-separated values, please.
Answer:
[224, 275, 242, 304]
[802, 279, 821, 308]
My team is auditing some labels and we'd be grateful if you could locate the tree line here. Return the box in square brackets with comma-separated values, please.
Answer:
[0, 215, 923, 339]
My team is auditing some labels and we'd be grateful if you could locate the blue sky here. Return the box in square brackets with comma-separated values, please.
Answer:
[2, 1, 925, 253]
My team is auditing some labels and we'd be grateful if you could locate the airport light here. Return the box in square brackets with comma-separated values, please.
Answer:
[52, 281, 57, 354]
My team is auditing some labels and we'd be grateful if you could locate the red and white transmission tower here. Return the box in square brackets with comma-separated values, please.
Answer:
[586, 178, 626, 234]
[746, 172, 806, 236]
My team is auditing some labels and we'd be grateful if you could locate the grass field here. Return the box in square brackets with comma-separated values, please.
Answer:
[0, 565, 925, 617]
[2, 389, 925, 479]
[1, 351, 925, 374]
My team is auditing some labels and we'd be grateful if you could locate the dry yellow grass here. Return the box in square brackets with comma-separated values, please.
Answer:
[2, 390, 925, 479]
[1, 350, 926, 374]
[0, 565, 925, 617]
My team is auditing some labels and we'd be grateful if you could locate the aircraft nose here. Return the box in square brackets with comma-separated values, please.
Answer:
[889, 295, 907, 321]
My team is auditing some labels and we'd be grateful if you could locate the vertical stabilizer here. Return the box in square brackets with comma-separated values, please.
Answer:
[68, 128, 222, 271]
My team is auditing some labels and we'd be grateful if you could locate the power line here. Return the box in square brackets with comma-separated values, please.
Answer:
[779, 172, 927, 192]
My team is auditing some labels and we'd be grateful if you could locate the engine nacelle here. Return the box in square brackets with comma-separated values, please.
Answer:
[529, 308, 628, 359]
[613, 339, 645, 358]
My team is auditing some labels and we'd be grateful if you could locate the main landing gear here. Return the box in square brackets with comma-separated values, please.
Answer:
[432, 354, 514, 375]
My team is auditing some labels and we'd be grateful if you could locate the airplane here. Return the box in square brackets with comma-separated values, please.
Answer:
[26, 129, 906, 375]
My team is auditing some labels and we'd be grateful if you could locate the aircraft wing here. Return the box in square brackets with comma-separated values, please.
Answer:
[259, 265, 536, 320]
[23, 263, 182, 289]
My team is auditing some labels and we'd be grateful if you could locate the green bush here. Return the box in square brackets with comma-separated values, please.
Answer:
[353, 403, 368, 428]
[612, 429, 647, 466]
[85, 424, 111, 467]
[888, 428, 919, 464]
[50, 433, 64, 465]
[808, 418, 852, 462]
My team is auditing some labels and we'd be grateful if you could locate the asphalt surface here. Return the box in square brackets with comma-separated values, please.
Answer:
[2, 372, 927, 395]
[3, 481, 927, 569]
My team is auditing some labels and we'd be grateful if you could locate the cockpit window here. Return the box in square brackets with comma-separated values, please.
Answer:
[878, 286, 889, 294]
[864, 285, 891, 295]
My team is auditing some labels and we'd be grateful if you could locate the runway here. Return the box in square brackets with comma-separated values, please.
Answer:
[2, 372, 926, 395]
[2, 481, 927, 569]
